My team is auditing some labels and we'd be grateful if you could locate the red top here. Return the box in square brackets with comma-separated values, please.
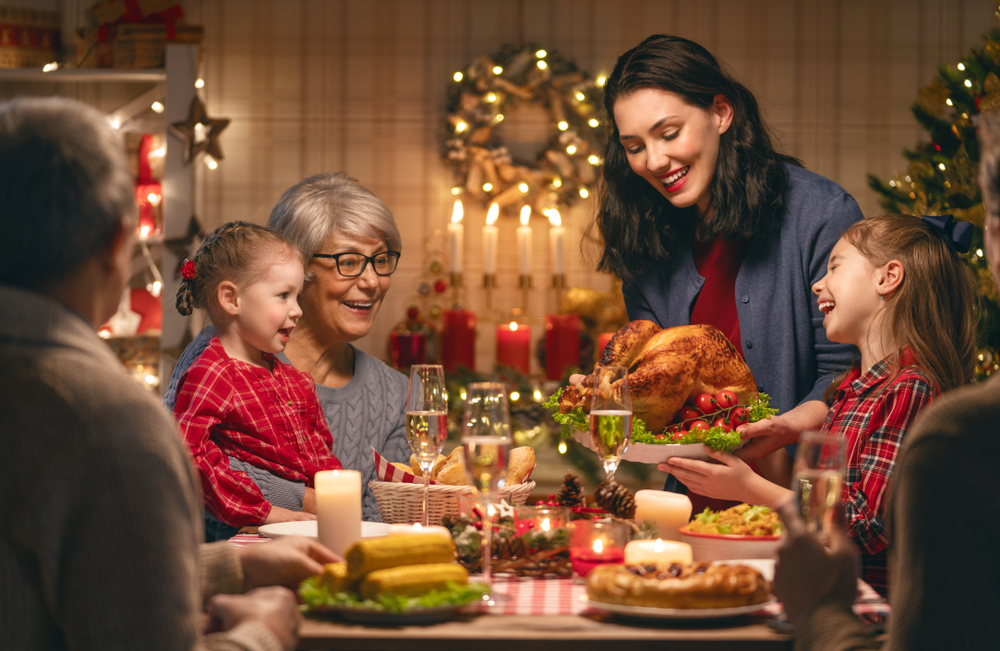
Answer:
[821, 349, 937, 596]
[687, 235, 752, 514]
[174, 337, 342, 526]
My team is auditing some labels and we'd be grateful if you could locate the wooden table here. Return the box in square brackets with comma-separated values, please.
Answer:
[298, 612, 791, 650]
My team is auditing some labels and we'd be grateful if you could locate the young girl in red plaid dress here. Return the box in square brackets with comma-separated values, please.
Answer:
[662, 214, 977, 595]
[173, 221, 342, 541]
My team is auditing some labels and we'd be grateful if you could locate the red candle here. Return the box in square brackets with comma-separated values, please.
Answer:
[544, 313, 580, 380]
[389, 331, 426, 370]
[496, 322, 531, 374]
[597, 332, 615, 358]
[569, 546, 626, 577]
[442, 309, 476, 372]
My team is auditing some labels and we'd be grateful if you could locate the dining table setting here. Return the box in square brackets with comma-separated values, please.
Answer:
[231, 362, 889, 650]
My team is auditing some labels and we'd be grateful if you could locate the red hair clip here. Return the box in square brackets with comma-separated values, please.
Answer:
[180, 259, 196, 280]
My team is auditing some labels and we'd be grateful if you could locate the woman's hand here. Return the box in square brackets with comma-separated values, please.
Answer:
[734, 400, 828, 462]
[659, 448, 790, 506]
[302, 487, 316, 514]
[238, 536, 342, 591]
[263, 505, 317, 525]
[773, 498, 858, 625]
[569, 373, 586, 386]
[205, 586, 300, 651]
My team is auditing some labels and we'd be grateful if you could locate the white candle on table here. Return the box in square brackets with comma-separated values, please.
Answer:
[546, 209, 565, 275]
[517, 205, 532, 276]
[387, 523, 452, 540]
[315, 469, 362, 556]
[448, 200, 464, 274]
[483, 203, 499, 275]
[634, 490, 692, 542]
[624, 538, 693, 565]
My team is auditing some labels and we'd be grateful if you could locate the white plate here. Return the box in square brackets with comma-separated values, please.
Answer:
[311, 603, 467, 625]
[586, 597, 775, 620]
[257, 521, 391, 539]
[573, 430, 745, 464]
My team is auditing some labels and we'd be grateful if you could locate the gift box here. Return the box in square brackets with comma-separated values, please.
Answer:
[88, 0, 182, 26]
[75, 22, 203, 69]
[0, 5, 60, 69]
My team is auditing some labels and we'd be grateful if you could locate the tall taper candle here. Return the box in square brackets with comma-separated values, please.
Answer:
[483, 203, 499, 275]
[448, 200, 464, 274]
[546, 209, 565, 275]
[517, 205, 532, 276]
[315, 469, 362, 556]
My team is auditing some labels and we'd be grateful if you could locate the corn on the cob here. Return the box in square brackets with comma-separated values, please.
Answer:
[346, 533, 456, 581]
[359, 562, 468, 600]
[319, 562, 350, 594]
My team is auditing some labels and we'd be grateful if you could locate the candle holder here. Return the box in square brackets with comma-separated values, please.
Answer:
[450, 272, 463, 308]
[519, 274, 532, 313]
[513, 505, 570, 537]
[552, 273, 566, 311]
[483, 273, 497, 311]
[569, 520, 628, 578]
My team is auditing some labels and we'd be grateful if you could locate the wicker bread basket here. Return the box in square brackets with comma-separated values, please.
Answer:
[370, 480, 535, 525]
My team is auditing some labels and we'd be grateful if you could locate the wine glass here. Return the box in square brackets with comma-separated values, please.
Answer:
[589, 365, 632, 482]
[405, 364, 448, 526]
[791, 431, 846, 544]
[460, 382, 511, 593]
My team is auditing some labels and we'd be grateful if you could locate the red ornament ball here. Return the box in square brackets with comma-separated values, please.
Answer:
[434, 279, 448, 293]
[406, 306, 420, 320]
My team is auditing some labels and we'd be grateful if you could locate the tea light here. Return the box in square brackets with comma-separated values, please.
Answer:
[387, 523, 452, 540]
[634, 490, 692, 542]
[315, 469, 362, 556]
[569, 520, 627, 577]
[513, 505, 569, 537]
[624, 538, 693, 565]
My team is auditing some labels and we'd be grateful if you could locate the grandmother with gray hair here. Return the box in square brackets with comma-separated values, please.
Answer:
[165, 172, 409, 533]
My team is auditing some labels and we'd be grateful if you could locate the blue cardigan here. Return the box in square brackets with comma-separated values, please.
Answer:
[622, 163, 863, 418]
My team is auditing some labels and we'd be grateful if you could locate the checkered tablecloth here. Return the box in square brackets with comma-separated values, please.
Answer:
[228, 534, 889, 619]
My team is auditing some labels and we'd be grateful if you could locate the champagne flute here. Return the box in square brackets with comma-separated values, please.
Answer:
[792, 431, 846, 544]
[460, 382, 511, 593]
[405, 364, 448, 526]
[589, 365, 632, 482]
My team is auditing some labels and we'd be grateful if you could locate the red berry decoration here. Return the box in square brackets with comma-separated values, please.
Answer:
[546, 500, 557, 506]
[536, 499, 545, 506]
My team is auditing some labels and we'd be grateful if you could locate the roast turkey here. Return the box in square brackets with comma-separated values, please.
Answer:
[559, 321, 758, 433]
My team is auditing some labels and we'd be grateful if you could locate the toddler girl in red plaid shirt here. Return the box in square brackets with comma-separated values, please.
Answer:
[173, 221, 343, 540]
[663, 214, 977, 595]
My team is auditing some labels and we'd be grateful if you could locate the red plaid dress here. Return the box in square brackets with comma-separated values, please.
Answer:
[174, 338, 342, 526]
[820, 349, 937, 595]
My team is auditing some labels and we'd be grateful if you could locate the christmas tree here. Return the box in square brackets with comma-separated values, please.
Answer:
[867, 16, 1000, 379]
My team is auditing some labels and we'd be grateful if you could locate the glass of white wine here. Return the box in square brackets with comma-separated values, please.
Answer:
[405, 364, 448, 527]
[792, 431, 846, 544]
[460, 382, 511, 593]
[589, 365, 632, 482]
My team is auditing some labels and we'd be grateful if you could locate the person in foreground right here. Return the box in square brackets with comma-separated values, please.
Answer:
[772, 111, 1000, 650]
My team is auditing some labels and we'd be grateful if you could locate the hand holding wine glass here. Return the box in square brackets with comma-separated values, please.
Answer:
[405, 365, 448, 526]
[589, 365, 632, 482]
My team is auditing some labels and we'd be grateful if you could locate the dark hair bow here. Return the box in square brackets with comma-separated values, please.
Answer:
[920, 214, 973, 254]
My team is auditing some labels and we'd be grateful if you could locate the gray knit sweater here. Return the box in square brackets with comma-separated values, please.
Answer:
[165, 326, 410, 522]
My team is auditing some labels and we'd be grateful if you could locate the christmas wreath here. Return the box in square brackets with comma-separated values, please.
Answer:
[443, 44, 607, 213]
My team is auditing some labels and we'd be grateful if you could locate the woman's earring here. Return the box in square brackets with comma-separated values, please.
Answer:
[878, 293, 884, 300]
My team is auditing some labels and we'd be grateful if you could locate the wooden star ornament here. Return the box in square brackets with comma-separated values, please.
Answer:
[170, 96, 231, 164]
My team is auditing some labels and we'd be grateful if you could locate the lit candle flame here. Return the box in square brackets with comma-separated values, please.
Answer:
[520, 205, 531, 226]
[541, 517, 551, 532]
[509, 321, 518, 331]
[486, 203, 499, 225]
[654, 538, 663, 552]
[593, 539, 604, 554]
[139, 225, 151, 239]
[487, 504, 496, 517]
[414, 522, 423, 530]
[451, 200, 463, 224]
[546, 209, 561, 227]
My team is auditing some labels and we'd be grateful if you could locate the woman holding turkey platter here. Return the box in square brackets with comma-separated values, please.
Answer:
[590, 34, 862, 509]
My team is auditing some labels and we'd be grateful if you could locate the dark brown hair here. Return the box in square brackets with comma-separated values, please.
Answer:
[827, 214, 978, 397]
[175, 221, 304, 321]
[591, 34, 800, 283]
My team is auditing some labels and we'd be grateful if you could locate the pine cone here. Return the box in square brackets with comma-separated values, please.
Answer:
[557, 471, 586, 508]
[494, 535, 527, 561]
[595, 480, 636, 519]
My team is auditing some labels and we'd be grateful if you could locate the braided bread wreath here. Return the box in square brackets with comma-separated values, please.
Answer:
[586, 561, 771, 610]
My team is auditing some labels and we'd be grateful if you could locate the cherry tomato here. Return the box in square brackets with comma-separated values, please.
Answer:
[694, 393, 718, 415]
[679, 406, 702, 421]
[689, 419, 710, 432]
[730, 406, 749, 426]
[672, 431, 688, 442]
[655, 433, 667, 441]
[715, 390, 738, 409]
[712, 417, 733, 432]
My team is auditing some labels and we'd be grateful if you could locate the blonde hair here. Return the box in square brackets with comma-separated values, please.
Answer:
[839, 214, 978, 392]
[175, 221, 304, 321]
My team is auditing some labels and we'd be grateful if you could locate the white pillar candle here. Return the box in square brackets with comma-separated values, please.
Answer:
[634, 490, 693, 542]
[517, 205, 532, 276]
[387, 523, 452, 540]
[448, 200, 464, 274]
[483, 203, 499, 275]
[546, 209, 565, 275]
[624, 539, 693, 565]
[315, 469, 362, 556]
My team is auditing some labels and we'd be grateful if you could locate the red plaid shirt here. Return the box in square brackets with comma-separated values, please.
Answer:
[174, 338, 342, 526]
[820, 350, 937, 595]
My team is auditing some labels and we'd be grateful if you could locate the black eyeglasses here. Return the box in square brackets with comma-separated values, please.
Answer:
[311, 251, 400, 277]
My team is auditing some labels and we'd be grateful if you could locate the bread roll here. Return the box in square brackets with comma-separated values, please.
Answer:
[390, 462, 412, 474]
[409, 453, 448, 478]
[506, 446, 535, 484]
